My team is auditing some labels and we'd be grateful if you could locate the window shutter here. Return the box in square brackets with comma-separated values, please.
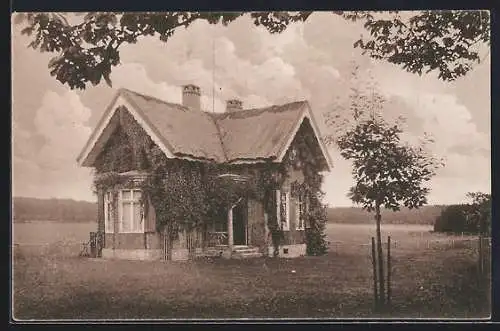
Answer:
[305, 193, 310, 229]
[145, 196, 156, 232]
[295, 196, 300, 230]
[284, 192, 290, 231]
[276, 189, 281, 228]
[118, 190, 123, 232]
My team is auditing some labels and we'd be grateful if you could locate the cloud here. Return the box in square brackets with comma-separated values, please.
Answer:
[34, 91, 92, 168]
[13, 90, 95, 200]
[112, 63, 184, 103]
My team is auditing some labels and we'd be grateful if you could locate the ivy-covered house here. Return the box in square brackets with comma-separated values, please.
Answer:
[77, 84, 332, 261]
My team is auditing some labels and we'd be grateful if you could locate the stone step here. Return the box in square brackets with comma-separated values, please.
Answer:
[232, 251, 263, 259]
[233, 248, 260, 254]
[197, 246, 261, 259]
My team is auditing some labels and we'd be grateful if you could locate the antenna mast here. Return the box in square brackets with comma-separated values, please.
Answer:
[212, 28, 215, 113]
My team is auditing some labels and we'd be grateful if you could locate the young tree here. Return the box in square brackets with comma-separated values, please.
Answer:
[14, 10, 489, 90]
[338, 115, 441, 307]
[335, 66, 442, 307]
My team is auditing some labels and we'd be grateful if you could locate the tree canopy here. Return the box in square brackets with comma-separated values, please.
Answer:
[14, 10, 490, 90]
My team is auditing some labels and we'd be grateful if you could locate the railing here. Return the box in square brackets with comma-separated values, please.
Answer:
[207, 231, 228, 247]
[80, 231, 104, 258]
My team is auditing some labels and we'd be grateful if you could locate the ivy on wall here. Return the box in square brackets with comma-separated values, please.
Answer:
[284, 119, 329, 256]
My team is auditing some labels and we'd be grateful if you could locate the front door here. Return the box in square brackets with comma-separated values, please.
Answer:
[233, 200, 247, 245]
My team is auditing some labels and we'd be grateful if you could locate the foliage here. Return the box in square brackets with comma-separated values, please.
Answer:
[434, 192, 491, 235]
[338, 118, 440, 212]
[305, 199, 329, 256]
[433, 204, 472, 234]
[335, 65, 441, 213]
[347, 10, 490, 81]
[140, 146, 207, 234]
[465, 192, 491, 235]
[12, 197, 97, 223]
[287, 121, 329, 256]
[14, 10, 490, 90]
[13, 12, 310, 90]
[92, 171, 136, 193]
[326, 205, 445, 225]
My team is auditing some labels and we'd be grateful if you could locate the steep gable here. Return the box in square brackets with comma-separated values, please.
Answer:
[78, 88, 333, 171]
[211, 101, 307, 163]
[94, 107, 154, 173]
[121, 89, 226, 162]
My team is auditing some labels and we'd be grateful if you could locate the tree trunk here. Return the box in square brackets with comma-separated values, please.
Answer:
[163, 225, 174, 261]
[168, 226, 174, 261]
[228, 204, 234, 256]
[375, 203, 385, 307]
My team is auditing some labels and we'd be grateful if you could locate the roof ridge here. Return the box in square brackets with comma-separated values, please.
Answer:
[118, 87, 188, 111]
[210, 100, 309, 120]
[211, 117, 229, 162]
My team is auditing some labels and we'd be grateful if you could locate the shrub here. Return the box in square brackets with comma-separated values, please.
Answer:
[434, 204, 474, 234]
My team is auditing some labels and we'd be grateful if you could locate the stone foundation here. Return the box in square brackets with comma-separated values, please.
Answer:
[101, 248, 190, 261]
[267, 244, 306, 258]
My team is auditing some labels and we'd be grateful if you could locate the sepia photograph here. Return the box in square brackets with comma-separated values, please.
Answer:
[11, 11, 491, 320]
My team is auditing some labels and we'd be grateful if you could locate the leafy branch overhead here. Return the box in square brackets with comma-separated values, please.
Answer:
[15, 10, 490, 90]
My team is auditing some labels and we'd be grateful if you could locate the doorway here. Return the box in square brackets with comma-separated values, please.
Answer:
[232, 200, 247, 245]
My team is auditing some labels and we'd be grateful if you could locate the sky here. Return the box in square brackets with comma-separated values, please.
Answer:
[11, 12, 491, 207]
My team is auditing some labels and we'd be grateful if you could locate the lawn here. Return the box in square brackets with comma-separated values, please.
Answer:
[12, 223, 491, 320]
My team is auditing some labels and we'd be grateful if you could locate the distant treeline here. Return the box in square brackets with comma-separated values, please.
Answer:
[327, 205, 447, 225]
[13, 197, 97, 222]
[13, 196, 446, 225]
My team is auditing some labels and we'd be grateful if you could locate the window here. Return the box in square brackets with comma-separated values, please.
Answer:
[296, 193, 306, 230]
[276, 190, 290, 231]
[119, 189, 144, 233]
[104, 191, 114, 233]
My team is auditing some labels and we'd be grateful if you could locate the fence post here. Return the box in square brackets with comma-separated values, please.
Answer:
[89, 232, 97, 258]
[371, 237, 379, 311]
[478, 234, 483, 276]
[387, 236, 391, 308]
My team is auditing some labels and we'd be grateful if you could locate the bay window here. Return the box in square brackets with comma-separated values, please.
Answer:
[119, 189, 144, 233]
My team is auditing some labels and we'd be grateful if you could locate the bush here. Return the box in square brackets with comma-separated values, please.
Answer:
[433, 204, 478, 234]
[305, 202, 329, 256]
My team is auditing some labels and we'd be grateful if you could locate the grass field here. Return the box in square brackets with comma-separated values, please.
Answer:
[12, 222, 491, 320]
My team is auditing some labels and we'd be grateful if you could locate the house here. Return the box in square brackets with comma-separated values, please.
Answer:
[77, 84, 333, 261]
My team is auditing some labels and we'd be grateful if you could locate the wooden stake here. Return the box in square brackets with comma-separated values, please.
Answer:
[387, 236, 391, 308]
[228, 205, 234, 257]
[371, 236, 379, 310]
[478, 234, 484, 275]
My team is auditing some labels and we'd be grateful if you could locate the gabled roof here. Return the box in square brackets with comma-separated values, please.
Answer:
[77, 88, 333, 171]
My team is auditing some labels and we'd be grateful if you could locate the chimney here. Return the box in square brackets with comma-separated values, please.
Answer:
[182, 84, 201, 111]
[226, 99, 243, 112]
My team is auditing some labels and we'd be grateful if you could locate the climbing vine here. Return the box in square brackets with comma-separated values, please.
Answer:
[285, 120, 329, 256]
